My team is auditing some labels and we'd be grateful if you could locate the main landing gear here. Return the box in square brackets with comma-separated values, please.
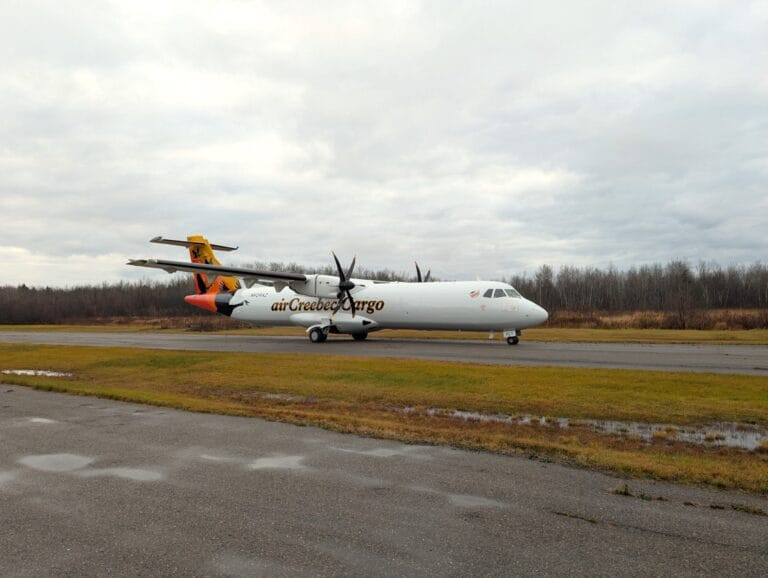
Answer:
[308, 327, 327, 343]
[307, 326, 369, 343]
[506, 336, 519, 346]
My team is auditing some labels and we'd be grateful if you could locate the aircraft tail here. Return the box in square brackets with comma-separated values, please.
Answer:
[150, 235, 240, 295]
[185, 234, 240, 295]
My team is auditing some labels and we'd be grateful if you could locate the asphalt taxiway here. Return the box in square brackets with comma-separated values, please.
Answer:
[0, 331, 766, 375]
[2, 387, 767, 576]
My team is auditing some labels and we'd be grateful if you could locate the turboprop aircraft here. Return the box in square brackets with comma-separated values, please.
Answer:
[127, 235, 548, 344]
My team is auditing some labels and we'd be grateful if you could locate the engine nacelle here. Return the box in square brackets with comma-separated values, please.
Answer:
[288, 274, 340, 299]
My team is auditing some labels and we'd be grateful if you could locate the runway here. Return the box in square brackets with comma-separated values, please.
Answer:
[2, 386, 766, 576]
[1, 331, 767, 375]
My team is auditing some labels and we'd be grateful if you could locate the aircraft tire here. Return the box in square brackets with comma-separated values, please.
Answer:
[351, 332, 368, 341]
[506, 336, 519, 346]
[309, 328, 327, 343]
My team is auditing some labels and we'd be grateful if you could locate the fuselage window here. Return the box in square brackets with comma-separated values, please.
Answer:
[493, 289, 505, 298]
[505, 289, 522, 298]
[483, 289, 493, 298]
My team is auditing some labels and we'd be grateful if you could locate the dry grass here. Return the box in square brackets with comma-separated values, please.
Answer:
[548, 309, 768, 330]
[2, 343, 768, 493]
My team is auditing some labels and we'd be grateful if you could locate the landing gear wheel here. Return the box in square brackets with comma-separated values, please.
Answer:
[309, 327, 327, 343]
[506, 336, 519, 346]
[351, 332, 368, 341]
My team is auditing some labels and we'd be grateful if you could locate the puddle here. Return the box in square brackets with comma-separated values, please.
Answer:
[2, 369, 73, 377]
[448, 493, 506, 508]
[248, 455, 305, 470]
[27, 417, 58, 424]
[18, 453, 94, 472]
[405, 484, 507, 509]
[79, 468, 164, 482]
[334, 446, 428, 459]
[412, 408, 768, 451]
[212, 553, 299, 576]
[262, 393, 308, 402]
[200, 453, 235, 463]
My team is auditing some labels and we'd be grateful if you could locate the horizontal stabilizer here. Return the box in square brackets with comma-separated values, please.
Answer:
[150, 236, 238, 252]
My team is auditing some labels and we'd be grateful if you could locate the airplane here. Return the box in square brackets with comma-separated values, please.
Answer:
[127, 235, 549, 345]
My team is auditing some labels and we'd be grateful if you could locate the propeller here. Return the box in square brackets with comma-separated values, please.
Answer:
[415, 262, 431, 283]
[332, 252, 357, 316]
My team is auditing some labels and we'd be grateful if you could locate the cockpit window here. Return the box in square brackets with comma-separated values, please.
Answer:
[493, 289, 505, 298]
[505, 289, 522, 298]
[483, 289, 493, 298]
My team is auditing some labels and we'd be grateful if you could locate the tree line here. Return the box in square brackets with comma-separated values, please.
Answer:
[0, 279, 194, 323]
[0, 260, 766, 325]
[506, 261, 768, 312]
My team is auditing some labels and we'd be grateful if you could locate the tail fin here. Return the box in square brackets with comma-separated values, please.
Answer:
[151, 235, 240, 294]
[185, 234, 240, 294]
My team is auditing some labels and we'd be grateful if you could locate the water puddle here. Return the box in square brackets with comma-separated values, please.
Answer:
[448, 493, 506, 509]
[405, 484, 508, 509]
[261, 392, 308, 402]
[2, 369, 73, 377]
[248, 455, 306, 470]
[334, 446, 428, 459]
[199, 453, 236, 463]
[79, 467, 164, 482]
[27, 417, 58, 424]
[18, 453, 94, 472]
[411, 408, 767, 451]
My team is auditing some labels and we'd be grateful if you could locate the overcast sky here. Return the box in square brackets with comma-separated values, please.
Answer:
[1, 0, 766, 286]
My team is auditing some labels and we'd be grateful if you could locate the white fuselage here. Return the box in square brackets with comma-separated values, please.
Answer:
[225, 280, 548, 333]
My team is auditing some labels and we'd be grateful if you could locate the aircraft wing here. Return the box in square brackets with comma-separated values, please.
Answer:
[126, 259, 307, 285]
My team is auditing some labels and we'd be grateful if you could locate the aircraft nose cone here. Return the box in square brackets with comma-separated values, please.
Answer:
[526, 301, 548, 326]
[535, 305, 549, 325]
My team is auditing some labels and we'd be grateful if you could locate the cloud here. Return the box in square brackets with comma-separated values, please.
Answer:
[1, 0, 766, 286]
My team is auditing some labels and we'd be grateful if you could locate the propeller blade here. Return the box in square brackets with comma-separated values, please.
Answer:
[332, 252, 345, 282]
[346, 290, 356, 317]
[329, 253, 357, 316]
[332, 292, 344, 315]
[345, 256, 356, 280]
[424, 270, 431, 282]
[415, 262, 422, 283]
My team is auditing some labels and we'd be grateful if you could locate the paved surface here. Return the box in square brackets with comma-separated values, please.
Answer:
[1, 387, 767, 576]
[1, 331, 767, 375]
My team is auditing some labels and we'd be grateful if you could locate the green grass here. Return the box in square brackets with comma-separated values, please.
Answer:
[2, 343, 768, 493]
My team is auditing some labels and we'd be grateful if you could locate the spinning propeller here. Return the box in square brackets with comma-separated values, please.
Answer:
[332, 252, 357, 316]
[415, 262, 431, 283]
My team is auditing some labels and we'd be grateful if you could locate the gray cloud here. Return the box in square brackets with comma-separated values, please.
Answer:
[1, 0, 766, 286]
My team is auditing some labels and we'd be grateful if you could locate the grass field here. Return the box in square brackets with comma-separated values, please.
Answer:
[2, 323, 768, 345]
[2, 343, 768, 493]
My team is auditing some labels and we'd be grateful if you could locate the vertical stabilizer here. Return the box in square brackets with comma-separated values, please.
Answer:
[185, 234, 240, 294]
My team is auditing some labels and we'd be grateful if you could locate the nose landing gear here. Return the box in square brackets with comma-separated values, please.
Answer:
[504, 329, 521, 346]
